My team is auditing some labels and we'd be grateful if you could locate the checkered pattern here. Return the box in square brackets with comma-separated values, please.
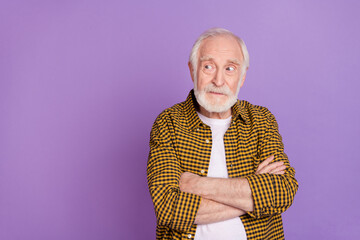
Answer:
[147, 90, 298, 240]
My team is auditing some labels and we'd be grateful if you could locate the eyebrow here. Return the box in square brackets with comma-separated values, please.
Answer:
[228, 58, 242, 65]
[200, 55, 214, 62]
[200, 55, 242, 65]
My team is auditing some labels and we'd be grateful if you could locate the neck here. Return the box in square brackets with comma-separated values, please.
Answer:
[199, 105, 232, 119]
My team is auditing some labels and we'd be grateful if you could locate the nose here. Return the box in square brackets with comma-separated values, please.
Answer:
[212, 69, 225, 87]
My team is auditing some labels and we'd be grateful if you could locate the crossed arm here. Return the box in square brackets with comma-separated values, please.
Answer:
[148, 111, 298, 231]
[179, 155, 286, 224]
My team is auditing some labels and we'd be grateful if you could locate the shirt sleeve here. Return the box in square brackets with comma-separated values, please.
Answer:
[244, 109, 299, 219]
[147, 113, 201, 232]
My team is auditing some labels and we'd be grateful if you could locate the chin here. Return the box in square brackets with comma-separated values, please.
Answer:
[196, 92, 237, 113]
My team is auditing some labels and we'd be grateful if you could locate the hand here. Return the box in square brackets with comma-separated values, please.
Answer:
[255, 155, 286, 175]
[179, 172, 201, 194]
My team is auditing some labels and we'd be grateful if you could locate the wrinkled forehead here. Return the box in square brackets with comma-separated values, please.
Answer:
[200, 55, 242, 66]
[198, 35, 244, 63]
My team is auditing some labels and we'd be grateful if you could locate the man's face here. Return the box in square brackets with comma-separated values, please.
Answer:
[191, 35, 246, 113]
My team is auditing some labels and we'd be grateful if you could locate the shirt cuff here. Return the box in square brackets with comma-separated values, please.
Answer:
[244, 173, 274, 219]
[170, 191, 202, 232]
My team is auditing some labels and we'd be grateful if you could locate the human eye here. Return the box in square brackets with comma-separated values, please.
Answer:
[204, 65, 213, 70]
[203, 63, 215, 73]
[226, 66, 235, 71]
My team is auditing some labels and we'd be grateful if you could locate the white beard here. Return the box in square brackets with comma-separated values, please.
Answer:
[194, 78, 241, 113]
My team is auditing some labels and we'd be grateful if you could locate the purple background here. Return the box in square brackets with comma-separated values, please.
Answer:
[1, 0, 359, 239]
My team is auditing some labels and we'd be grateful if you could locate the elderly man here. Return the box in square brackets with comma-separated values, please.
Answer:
[147, 28, 298, 240]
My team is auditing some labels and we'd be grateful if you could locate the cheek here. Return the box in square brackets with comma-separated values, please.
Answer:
[228, 78, 240, 93]
[197, 72, 213, 89]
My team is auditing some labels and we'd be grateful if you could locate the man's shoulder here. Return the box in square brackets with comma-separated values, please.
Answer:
[153, 100, 189, 126]
[239, 100, 275, 124]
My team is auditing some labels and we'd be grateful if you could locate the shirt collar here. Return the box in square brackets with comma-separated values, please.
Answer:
[184, 89, 249, 131]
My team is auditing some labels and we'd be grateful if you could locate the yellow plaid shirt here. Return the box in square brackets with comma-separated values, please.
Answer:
[147, 90, 298, 240]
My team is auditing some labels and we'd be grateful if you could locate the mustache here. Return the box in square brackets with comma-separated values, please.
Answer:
[203, 84, 232, 95]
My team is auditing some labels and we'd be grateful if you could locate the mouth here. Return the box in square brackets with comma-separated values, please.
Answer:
[208, 91, 226, 96]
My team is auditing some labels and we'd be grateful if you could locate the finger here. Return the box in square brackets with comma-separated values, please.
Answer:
[258, 161, 284, 174]
[272, 170, 285, 175]
[256, 155, 274, 173]
[269, 165, 287, 174]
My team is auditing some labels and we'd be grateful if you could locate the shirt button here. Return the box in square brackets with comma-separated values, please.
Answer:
[200, 169, 205, 174]
[196, 128, 199, 131]
[205, 139, 209, 143]
[187, 234, 192, 238]
[230, 164, 233, 167]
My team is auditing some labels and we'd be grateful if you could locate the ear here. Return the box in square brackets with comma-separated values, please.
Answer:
[239, 69, 248, 88]
[188, 62, 194, 83]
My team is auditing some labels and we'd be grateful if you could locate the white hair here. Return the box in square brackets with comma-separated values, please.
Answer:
[189, 27, 250, 83]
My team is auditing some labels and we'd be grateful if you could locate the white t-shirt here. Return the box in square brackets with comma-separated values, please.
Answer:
[195, 112, 247, 240]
